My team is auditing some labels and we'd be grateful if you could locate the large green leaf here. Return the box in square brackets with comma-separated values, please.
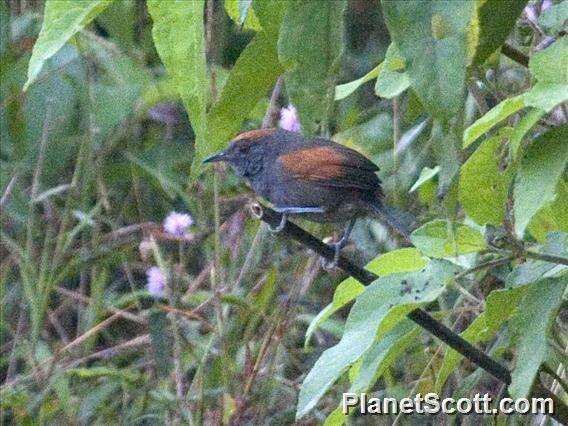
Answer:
[24, 0, 113, 91]
[471, 0, 528, 65]
[463, 95, 524, 148]
[349, 319, 419, 393]
[528, 179, 568, 242]
[382, 0, 475, 118]
[410, 219, 486, 258]
[374, 42, 410, 99]
[147, 0, 208, 174]
[304, 248, 426, 348]
[278, 0, 346, 135]
[529, 36, 568, 84]
[326, 320, 420, 424]
[460, 128, 515, 225]
[207, 4, 283, 155]
[509, 108, 545, 159]
[509, 276, 568, 398]
[514, 126, 568, 237]
[296, 260, 460, 419]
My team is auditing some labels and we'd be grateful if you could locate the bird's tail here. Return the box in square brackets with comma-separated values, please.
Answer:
[368, 200, 416, 243]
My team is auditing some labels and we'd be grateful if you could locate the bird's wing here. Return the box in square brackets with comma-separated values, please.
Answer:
[276, 144, 382, 191]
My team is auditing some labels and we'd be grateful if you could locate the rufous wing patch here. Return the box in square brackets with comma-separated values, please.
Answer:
[233, 128, 277, 142]
[279, 147, 347, 180]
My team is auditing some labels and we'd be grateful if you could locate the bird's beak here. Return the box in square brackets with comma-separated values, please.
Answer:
[203, 150, 228, 164]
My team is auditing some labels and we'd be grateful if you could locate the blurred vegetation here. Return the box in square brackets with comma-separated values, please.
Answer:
[0, 0, 567, 424]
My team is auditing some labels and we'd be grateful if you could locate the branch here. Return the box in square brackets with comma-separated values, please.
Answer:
[502, 43, 529, 68]
[249, 203, 568, 424]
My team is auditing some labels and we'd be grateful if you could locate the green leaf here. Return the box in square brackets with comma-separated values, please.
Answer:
[364, 247, 430, 276]
[374, 43, 410, 98]
[382, 0, 475, 118]
[524, 82, 568, 113]
[528, 179, 568, 241]
[529, 36, 568, 84]
[97, 0, 137, 49]
[305, 248, 426, 347]
[296, 260, 459, 419]
[459, 128, 515, 225]
[523, 38, 568, 112]
[539, 2, 568, 36]
[410, 166, 440, 193]
[23, 0, 113, 91]
[278, 0, 346, 135]
[410, 219, 486, 258]
[225, 0, 261, 31]
[323, 407, 347, 426]
[463, 94, 525, 148]
[471, 0, 528, 65]
[509, 108, 545, 159]
[349, 320, 419, 393]
[304, 279, 364, 348]
[207, 8, 283, 155]
[147, 0, 208, 175]
[335, 63, 382, 100]
[509, 276, 568, 398]
[514, 126, 568, 237]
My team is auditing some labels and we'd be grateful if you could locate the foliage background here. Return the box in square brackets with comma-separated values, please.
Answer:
[1, 0, 567, 424]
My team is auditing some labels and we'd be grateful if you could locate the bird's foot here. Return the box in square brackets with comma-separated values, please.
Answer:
[321, 236, 349, 270]
[321, 219, 355, 270]
[269, 206, 326, 233]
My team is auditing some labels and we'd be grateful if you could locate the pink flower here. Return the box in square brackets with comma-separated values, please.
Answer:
[146, 266, 166, 297]
[163, 211, 193, 237]
[279, 104, 301, 132]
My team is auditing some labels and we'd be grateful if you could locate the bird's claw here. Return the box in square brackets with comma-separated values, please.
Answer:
[321, 241, 342, 270]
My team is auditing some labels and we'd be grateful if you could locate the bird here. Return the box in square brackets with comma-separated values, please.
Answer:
[203, 128, 413, 267]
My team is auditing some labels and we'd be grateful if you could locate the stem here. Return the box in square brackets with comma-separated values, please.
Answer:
[453, 256, 515, 280]
[525, 250, 568, 266]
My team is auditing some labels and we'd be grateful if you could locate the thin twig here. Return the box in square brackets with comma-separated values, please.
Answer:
[525, 250, 568, 266]
[453, 256, 515, 280]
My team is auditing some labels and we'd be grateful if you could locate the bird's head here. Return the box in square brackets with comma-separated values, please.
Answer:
[203, 128, 278, 178]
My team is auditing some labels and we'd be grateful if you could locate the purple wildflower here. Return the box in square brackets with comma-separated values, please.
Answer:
[163, 211, 193, 237]
[146, 266, 166, 297]
[279, 104, 301, 132]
